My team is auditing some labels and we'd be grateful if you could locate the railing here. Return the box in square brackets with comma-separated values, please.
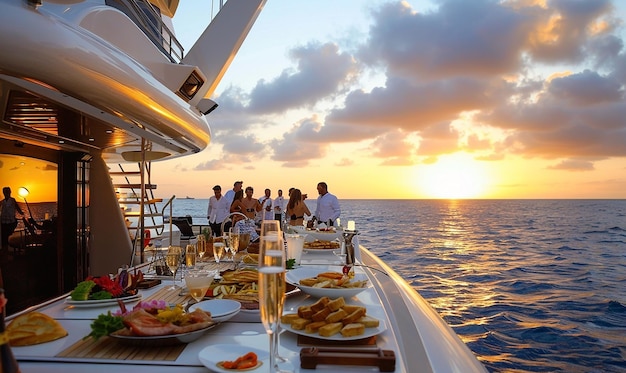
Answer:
[160, 195, 175, 246]
[106, 0, 185, 62]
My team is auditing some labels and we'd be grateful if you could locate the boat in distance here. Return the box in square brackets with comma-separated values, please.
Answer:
[0, 0, 486, 371]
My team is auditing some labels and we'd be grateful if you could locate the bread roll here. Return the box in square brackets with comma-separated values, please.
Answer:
[326, 297, 345, 311]
[311, 307, 331, 322]
[341, 323, 365, 337]
[280, 313, 300, 324]
[297, 305, 314, 319]
[318, 322, 343, 337]
[304, 321, 327, 334]
[357, 315, 380, 328]
[341, 307, 366, 325]
[325, 308, 348, 324]
[309, 296, 330, 312]
[290, 317, 312, 330]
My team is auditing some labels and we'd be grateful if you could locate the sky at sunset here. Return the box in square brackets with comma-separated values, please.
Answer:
[151, 0, 626, 200]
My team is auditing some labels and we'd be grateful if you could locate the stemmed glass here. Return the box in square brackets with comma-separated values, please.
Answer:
[165, 246, 182, 290]
[196, 235, 207, 261]
[213, 239, 225, 264]
[258, 220, 291, 372]
[185, 269, 215, 304]
[229, 225, 241, 269]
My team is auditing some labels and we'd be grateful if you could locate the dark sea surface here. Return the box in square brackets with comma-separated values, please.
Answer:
[159, 198, 626, 373]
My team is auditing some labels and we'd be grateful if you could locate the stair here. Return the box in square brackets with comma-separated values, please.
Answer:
[110, 161, 166, 255]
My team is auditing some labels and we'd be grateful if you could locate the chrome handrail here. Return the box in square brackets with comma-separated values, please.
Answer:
[220, 212, 249, 236]
[161, 195, 176, 246]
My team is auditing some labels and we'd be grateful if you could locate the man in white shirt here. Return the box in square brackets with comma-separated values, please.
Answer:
[313, 182, 340, 226]
[273, 189, 284, 221]
[224, 181, 243, 205]
[258, 188, 274, 221]
[207, 185, 230, 237]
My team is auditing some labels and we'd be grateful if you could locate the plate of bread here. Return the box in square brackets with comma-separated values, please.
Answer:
[280, 296, 386, 341]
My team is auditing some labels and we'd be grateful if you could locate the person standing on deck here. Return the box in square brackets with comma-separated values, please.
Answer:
[313, 182, 340, 227]
[207, 185, 230, 237]
[273, 189, 284, 221]
[1, 187, 24, 253]
[224, 181, 243, 205]
[286, 189, 311, 227]
[241, 186, 262, 220]
[258, 188, 273, 221]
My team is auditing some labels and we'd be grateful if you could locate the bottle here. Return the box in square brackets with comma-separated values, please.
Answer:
[0, 289, 21, 373]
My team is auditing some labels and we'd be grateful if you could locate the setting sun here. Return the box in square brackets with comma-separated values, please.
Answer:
[417, 153, 490, 199]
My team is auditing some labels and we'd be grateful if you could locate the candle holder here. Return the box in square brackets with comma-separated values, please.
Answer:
[341, 229, 359, 275]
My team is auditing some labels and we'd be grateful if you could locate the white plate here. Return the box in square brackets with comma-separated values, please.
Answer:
[285, 267, 369, 299]
[188, 299, 241, 323]
[198, 344, 268, 373]
[65, 293, 142, 308]
[303, 229, 343, 242]
[110, 322, 218, 346]
[303, 247, 339, 254]
[281, 318, 386, 341]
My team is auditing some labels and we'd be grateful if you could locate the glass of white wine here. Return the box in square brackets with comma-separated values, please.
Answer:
[185, 244, 197, 269]
[184, 269, 215, 303]
[165, 246, 182, 290]
[258, 220, 290, 372]
[229, 225, 241, 268]
[213, 239, 225, 264]
[196, 235, 207, 260]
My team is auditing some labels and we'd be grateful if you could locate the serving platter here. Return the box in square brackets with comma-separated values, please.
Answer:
[109, 322, 218, 346]
[281, 319, 386, 341]
[198, 344, 268, 373]
[65, 293, 142, 308]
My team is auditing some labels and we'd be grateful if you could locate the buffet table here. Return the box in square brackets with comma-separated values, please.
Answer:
[10, 249, 404, 372]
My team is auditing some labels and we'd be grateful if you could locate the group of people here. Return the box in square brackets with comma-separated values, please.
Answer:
[206, 181, 340, 238]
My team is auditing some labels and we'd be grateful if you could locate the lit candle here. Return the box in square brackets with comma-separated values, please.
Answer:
[347, 220, 355, 231]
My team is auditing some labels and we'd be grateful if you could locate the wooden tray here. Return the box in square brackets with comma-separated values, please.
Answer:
[300, 347, 395, 372]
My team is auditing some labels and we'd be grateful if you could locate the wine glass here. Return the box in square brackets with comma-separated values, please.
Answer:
[223, 232, 232, 261]
[165, 246, 182, 289]
[196, 235, 207, 260]
[185, 244, 197, 268]
[184, 269, 215, 303]
[213, 240, 225, 264]
[229, 225, 241, 268]
[258, 220, 290, 372]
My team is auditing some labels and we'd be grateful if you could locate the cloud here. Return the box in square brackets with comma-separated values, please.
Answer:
[359, 0, 531, 77]
[547, 159, 596, 171]
[247, 42, 360, 114]
[208, 0, 626, 169]
[270, 116, 330, 165]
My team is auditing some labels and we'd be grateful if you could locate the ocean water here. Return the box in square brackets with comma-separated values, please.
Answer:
[160, 198, 626, 372]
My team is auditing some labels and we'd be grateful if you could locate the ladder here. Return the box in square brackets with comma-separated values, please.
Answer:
[110, 161, 164, 263]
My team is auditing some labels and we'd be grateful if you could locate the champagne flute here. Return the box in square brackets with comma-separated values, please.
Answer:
[185, 244, 197, 274]
[196, 235, 207, 260]
[229, 226, 241, 269]
[165, 246, 182, 289]
[258, 220, 290, 372]
[213, 240, 225, 264]
[184, 269, 215, 303]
